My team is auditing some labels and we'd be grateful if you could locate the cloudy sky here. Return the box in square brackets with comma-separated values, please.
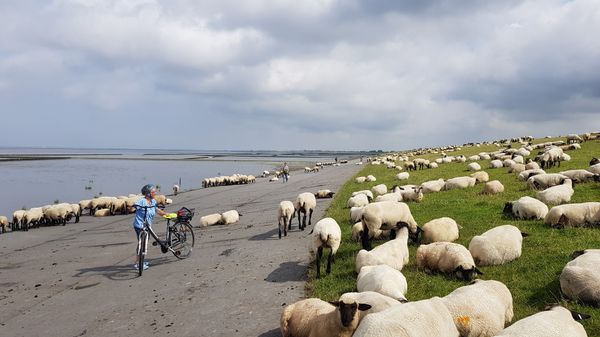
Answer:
[1, 0, 599, 151]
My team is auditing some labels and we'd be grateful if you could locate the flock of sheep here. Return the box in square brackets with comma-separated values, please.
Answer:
[279, 132, 600, 337]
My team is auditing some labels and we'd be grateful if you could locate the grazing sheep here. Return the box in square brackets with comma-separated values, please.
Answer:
[355, 223, 411, 273]
[199, 213, 222, 227]
[544, 202, 600, 228]
[12, 210, 26, 231]
[351, 222, 391, 242]
[560, 169, 600, 183]
[536, 179, 574, 205]
[560, 249, 600, 306]
[78, 199, 93, 216]
[527, 173, 569, 190]
[493, 305, 589, 337]
[280, 298, 371, 337]
[442, 279, 514, 337]
[420, 178, 445, 193]
[355, 176, 367, 183]
[366, 175, 376, 182]
[518, 169, 546, 181]
[23, 207, 44, 229]
[278, 201, 295, 238]
[418, 217, 460, 244]
[371, 184, 388, 196]
[468, 225, 526, 266]
[470, 171, 489, 183]
[44, 205, 70, 225]
[490, 160, 503, 168]
[444, 176, 477, 190]
[295, 192, 317, 230]
[360, 201, 418, 250]
[221, 210, 240, 225]
[416, 242, 482, 281]
[311, 218, 342, 278]
[347, 194, 370, 208]
[356, 265, 408, 301]
[396, 172, 410, 180]
[482, 180, 505, 194]
[352, 297, 460, 337]
[0, 216, 9, 233]
[503, 196, 549, 220]
[468, 162, 481, 171]
[315, 189, 335, 199]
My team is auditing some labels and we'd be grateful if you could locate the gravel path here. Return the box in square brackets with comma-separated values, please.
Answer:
[0, 161, 363, 337]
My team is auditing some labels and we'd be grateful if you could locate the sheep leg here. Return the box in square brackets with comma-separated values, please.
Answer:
[297, 209, 302, 229]
[284, 218, 289, 236]
[361, 225, 372, 251]
[278, 219, 282, 239]
[308, 209, 313, 227]
[302, 212, 307, 231]
[326, 250, 334, 274]
[316, 246, 323, 278]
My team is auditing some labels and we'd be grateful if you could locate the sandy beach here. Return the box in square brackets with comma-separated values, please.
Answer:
[0, 161, 363, 337]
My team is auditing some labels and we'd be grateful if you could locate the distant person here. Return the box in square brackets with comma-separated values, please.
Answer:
[132, 184, 167, 270]
[282, 162, 290, 183]
[335, 156, 338, 163]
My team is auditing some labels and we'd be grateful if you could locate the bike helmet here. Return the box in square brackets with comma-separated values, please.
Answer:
[141, 184, 157, 197]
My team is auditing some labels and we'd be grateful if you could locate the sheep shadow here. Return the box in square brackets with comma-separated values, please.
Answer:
[248, 228, 281, 241]
[72, 256, 172, 281]
[265, 261, 307, 283]
[257, 328, 280, 337]
[526, 277, 563, 307]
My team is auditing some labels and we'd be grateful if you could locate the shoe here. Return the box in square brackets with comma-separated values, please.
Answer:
[134, 262, 150, 270]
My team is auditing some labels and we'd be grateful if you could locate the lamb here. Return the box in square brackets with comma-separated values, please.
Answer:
[560, 249, 600, 306]
[527, 173, 569, 190]
[359, 201, 418, 250]
[355, 223, 411, 273]
[482, 180, 504, 194]
[12, 210, 26, 231]
[371, 184, 388, 196]
[416, 242, 483, 281]
[468, 225, 526, 266]
[518, 168, 546, 181]
[278, 201, 295, 238]
[468, 163, 481, 171]
[536, 179, 574, 205]
[355, 176, 366, 183]
[503, 196, 549, 220]
[0, 216, 9, 233]
[490, 160, 503, 168]
[493, 305, 589, 337]
[442, 279, 514, 337]
[559, 169, 600, 183]
[311, 217, 342, 278]
[470, 171, 489, 183]
[544, 202, 600, 228]
[347, 194, 370, 208]
[356, 265, 408, 301]
[351, 221, 391, 242]
[280, 298, 371, 337]
[366, 175, 376, 182]
[420, 178, 445, 193]
[295, 192, 317, 230]
[444, 176, 477, 190]
[396, 172, 410, 180]
[315, 189, 335, 199]
[199, 213, 222, 227]
[220, 210, 240, 225]
[352, 297, 460, 337]
[418, 217, 460, 244]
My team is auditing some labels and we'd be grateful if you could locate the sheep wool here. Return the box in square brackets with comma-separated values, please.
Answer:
[420, 217, 460, 244]
[371, 184, 388, 196]
[416, 242, 481, 281]
[494, 305, 588, 337]
[504, 196, 549, 220]
[355, 226, 410, 273]
[544, 202, 600, 227]
[199, 213, 222, 227]
[470, 171, 490, 183]
[536, 179, 574, 205]
[420, 178, 445, 193]
[356, 176, 367, 183]
[468, 162, 481, 171]
[220, 210, 240, 225]
[280, 298, 365, 337]
[311, 218, 342, 278]
[356, 265, 408, 301]
[468, 225, 524, 266]
[482, 180, 505, 194]
[560, 249, 600, 306]
[444, 176, 477, 190]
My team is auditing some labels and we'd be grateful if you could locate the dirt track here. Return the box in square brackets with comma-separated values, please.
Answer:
[0, 161, 363, 337]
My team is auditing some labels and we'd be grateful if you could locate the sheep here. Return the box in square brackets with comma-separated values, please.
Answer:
[351, 221, 391, 242]
[536, 178, 574, 205]
[527, 173, 569, 190]
[490, 160, 503, 168]
[396, 172, 410, 180]
[560, 249, 600, 306]
[44, 205, 70, 225]
[366, 175, 376, 182]
[518, 168, 546, 181]
[428, 162, 439, 168]
[199, 213, 222, 227]
[468, 163, 481, 171]
[280, 298, 371, 337]
[589, 163, 600, 174]
[560, 169, 600, 183]
[470, 171, 489, 183]
[482, 180, 504, 194]
[352, 297, 460, 337]
[416, 242, 482, 281]
[371, 184, 388, 196]
[90, 196, 116, 215]
[94, 208, 111, 217]
[508, 163, 526, 174]
[537, 146, 564, 169]
[442, 279, 514, 337]
[525, 161, 541, 170]
[0, 216, 9, 233]
[347, 194, 370, 208]
[338, 292, 403, 322]
[352, 190, 374, 200]
[355, 176, 367, 183]
[374, 192, 402, 202]
[393, 186, 423, 203]
[311, 217, 342, 278]
[350, 206, 365, 222]
[278, 201, 295, 238]
[420, 178, 445, 193]
[544, 202, 600, 228]
[315, 189, 335, 199]
[78, 199, 93, 215]
[468, 155, 480, 161]
[23, 207, 44, 229]
[109, 198, 128, 215]
[220, 210, 240, 225]
[503, 159, 516, 168]
[270, 176, 279, 182]
[355, 223, 411, 273]
[172, 184, 180, 195]
[493, 305, 589, 337]
[444, 176, 477, 190]
[356, 265, 408, 301]
[12, 210, 26, 231]
[503, 196, 549, 220]
[295, 192, 317, 230]
[591, 158, 600, 166]
[418, 217, 460, 244]
[468, 225, 526, 266]
[359, 201, 419, 250]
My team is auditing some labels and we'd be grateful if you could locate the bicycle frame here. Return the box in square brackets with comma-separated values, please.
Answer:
[135, 205, 176, 256]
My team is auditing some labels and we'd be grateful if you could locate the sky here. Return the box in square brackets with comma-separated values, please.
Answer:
[1, 0, 599, 151]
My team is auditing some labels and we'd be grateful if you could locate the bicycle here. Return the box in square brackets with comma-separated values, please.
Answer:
[133, 205, 195, 276]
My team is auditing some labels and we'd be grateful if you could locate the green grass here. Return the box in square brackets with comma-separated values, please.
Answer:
[310, 137, 600, 334]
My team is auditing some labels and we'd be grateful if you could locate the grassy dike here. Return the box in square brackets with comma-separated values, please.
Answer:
[309, 137, 600, 333]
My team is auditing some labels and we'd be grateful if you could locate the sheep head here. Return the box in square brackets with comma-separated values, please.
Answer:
[330, 300, 371, 328]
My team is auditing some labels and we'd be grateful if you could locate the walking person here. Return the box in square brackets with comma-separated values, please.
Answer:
[132, 184, 167, 270]
[282, 162, 290, 183]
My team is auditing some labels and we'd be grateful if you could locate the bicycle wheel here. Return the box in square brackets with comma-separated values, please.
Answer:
[170, 222, 194, 259]
[138, 231, 148, 276]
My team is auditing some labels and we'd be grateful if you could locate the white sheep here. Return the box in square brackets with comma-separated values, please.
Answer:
[366, 175, 376, 182]
[527, 173, 569, 190]
[518, 168, 546, 181]
[94, 208, 111, 217]
[589, 163, 600, 174]
[359, 201, 418, 250]
[420, 178, 445, 193]
[315, 189, 335, 199]
[350, 206, 365, 222]
[78, 199, 93, 215]
[220, 210, 240, 225]
[490, 160, 503, 168]
[199, 213, 221, 227]
[444, 176, 477, 190]
[371, 184, 388, 196]
[12, 210, 26, 231]
[470, 171, 489, 183]
[44, 205, 70, 225]
[311, 217, 342, 278]
[0, 216, 9, 233]
[442, 279, 514, 337]
[347, 194, 370, 208]
[338, 292, 402, 322]
[355, 223, 411, 273]
[418, 217, 460, 244]
[416, 242, 482, 281]
[508, 163, 526, 174]
[396, 186, 423, 203]
[295, 192, 317, 230]
[351, 221, 391, 242]
[396, 172, 410, 180]
[352, 297, 460, 337]
[172, 184, 180, 195]
[482, 180, 504, 194]
[355, 176, 367, 183]
[560, 249, 600, 306]
[278, 201, 295, 238]
[468, 162, 481, 171]
[352, 190, 374, 200]
[544, 202, 600, 228]
[525, 161, 541, 170]
[374, 192, 402, 202]
[560, 169, 600, 183]
[503, 196, 549, 220]
[23, 207, 44, 229]
[428, 162, 439, 168]
[493, 305, 589, 337]
[468, 225, 526, 266]
[356, 265, 408, 301]
[536, 179, 574, 205]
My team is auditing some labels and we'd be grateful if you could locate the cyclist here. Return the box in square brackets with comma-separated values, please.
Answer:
[133, 184, 167, 270]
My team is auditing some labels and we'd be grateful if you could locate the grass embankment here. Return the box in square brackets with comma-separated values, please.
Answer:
[310, 137, 600, 333]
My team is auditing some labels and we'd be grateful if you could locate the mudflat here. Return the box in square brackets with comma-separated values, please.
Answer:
[0, 161, 363, 337]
